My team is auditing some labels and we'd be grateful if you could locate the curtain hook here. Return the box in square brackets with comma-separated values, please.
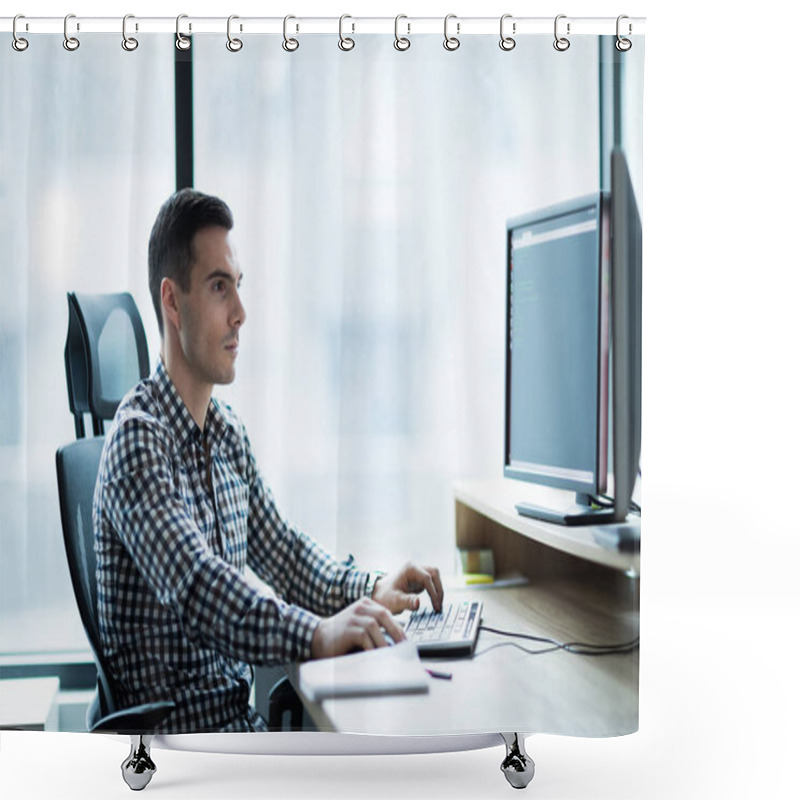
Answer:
[499, 14, 516, 51]
[176, 14, 191, 51]
[122, 14, 139, 51]
[63, 13, 80, 51]
[226, 15, 243, 52]
[283, 15, 299, 52]
[553, 14, 570, 51]
[394, 15, 411, 51]
[12, 14, 29, 51]
[443, 14, 460, 51]
[338, 14, 355, 51]
[616, 15, 632, 51]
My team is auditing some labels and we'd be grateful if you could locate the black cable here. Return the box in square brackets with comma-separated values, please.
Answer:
[589, 493, 641, 516]
[588, 493, 614, 509]
[478, 624, 639, 658]
[474, 641, 563, 658]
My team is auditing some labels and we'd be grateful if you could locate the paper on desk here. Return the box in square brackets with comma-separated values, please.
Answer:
[444, 571, 529, 591]
[298, 640, 429, 702]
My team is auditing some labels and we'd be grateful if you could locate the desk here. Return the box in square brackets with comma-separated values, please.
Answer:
[0, 677, 60, 731]
[289, 478, 640, 738]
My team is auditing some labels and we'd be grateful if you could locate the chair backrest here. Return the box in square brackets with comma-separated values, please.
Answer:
[65, 292, 149, 438]
[55, 436, 116, 718]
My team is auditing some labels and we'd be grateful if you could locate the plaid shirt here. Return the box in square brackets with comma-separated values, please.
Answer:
[94, 359, 373, 732]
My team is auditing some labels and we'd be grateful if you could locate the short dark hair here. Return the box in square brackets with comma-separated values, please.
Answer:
[148, 188, 234, 336]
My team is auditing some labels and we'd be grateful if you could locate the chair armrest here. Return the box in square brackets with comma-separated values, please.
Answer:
[267, 675, 304, 731]
[89, 700, 176, 734]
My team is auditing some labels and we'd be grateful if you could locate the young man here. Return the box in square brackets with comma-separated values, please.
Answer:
[94, 189, 443, 733]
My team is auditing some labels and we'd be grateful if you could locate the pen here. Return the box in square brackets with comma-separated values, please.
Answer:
[425, 668, 453, 680]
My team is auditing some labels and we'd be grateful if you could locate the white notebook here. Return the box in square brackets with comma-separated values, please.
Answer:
[298, 641, 430, 702]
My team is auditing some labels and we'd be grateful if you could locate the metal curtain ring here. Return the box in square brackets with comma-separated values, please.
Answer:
[338, 14, 355, 51]
[122, 14, 138, 51]
[12, 14, 29, 51]
[443, 14, 460, 51]
[176, 14, 191, 51]
[394, 15, 410, 51]
[553, 14, 570, 51]
[499, 14, 516, 51]
[283, 15, 299, 52]
[226, 15, 243, 51]
[616, 15, 632, 51]
[63, 13, 80, 51]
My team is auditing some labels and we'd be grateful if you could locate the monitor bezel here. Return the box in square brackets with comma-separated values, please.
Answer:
[611, 149, 642, 522]
[503, 193, 609, 497]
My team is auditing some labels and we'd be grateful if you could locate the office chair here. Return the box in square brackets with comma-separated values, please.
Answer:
[65, 291, 150, 439]
[56, 437, 175, 788]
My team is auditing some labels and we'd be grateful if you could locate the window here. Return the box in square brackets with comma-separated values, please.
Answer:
[0, 35, 175, 657]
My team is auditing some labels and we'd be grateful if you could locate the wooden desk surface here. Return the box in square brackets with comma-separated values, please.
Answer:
[289, 580, 639, 738]
[289, 479, 639, 738]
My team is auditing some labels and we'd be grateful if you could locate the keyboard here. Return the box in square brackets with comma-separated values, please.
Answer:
[404, 599, 483, 658]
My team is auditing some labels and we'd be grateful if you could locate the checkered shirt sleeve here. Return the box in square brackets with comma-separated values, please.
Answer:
[99, 411, 358, 667]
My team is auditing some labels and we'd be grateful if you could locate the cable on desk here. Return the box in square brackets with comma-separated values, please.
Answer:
[588, 493, 641, 516]
[477, 624, 640, 658]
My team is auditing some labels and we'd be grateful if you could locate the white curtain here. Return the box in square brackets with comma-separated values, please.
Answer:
[0, 35, 174, 653]
[0, 32, 637, 656]
[193, 33, 602, 569]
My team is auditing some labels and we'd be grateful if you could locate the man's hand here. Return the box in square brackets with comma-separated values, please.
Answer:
[371, 563, 444, 614]
[310, 597, 406, 659]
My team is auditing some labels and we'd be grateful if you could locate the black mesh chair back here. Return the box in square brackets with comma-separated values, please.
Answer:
[56, 437, 174, 733]
[56, 437, 116, 722]
[65, 292, 149, 438]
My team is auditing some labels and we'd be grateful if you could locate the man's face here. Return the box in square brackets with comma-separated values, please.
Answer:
[174, 225, 245, 388]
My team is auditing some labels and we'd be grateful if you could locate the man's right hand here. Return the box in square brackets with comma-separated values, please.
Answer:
[310, 597, 406, 659]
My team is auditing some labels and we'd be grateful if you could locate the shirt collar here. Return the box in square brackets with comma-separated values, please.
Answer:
[153, 359, 227, 454]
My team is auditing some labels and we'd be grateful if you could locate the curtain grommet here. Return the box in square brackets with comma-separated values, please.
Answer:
[394, 15, 411, 51]
[443, 14, 460, 51]
[12, 15, 29, 51]
[553, 14, 570, 51]
[122, 14, 139, 52]
[282, 15, 299, 52]
[615, 15, 633, 51]
[338, 14, 355, 51]
[226, 15, 243, 52]
[63, 13, 80, 51]
[176, 14, 191, 51]
[499, 14, 516, 51]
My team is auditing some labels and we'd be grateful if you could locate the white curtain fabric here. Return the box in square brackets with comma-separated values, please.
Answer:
[193, 34, 602, 569]
[0, 32, 639, 656]
[1, 35, 174, 653]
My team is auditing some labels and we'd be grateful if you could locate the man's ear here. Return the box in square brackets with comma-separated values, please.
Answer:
[161, 277, 181, 333]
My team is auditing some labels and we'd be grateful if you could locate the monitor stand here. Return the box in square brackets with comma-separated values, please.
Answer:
[515, 492, 617, 527]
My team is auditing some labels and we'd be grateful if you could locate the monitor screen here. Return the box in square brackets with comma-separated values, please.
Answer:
[504, 195, 609, 498]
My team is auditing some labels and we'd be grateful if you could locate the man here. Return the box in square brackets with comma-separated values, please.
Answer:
[94, 188, 443, 733]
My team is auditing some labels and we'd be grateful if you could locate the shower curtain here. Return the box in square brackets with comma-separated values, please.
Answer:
[0, 11, 644, 760]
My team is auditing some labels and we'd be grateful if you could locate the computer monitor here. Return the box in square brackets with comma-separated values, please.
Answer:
[504, 194, 613, 525]
[611, 148, 642, 524]
[504, 151, 642, 527]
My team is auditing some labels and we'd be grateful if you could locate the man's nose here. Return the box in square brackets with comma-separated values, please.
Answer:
[231, 288, 246, 327]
